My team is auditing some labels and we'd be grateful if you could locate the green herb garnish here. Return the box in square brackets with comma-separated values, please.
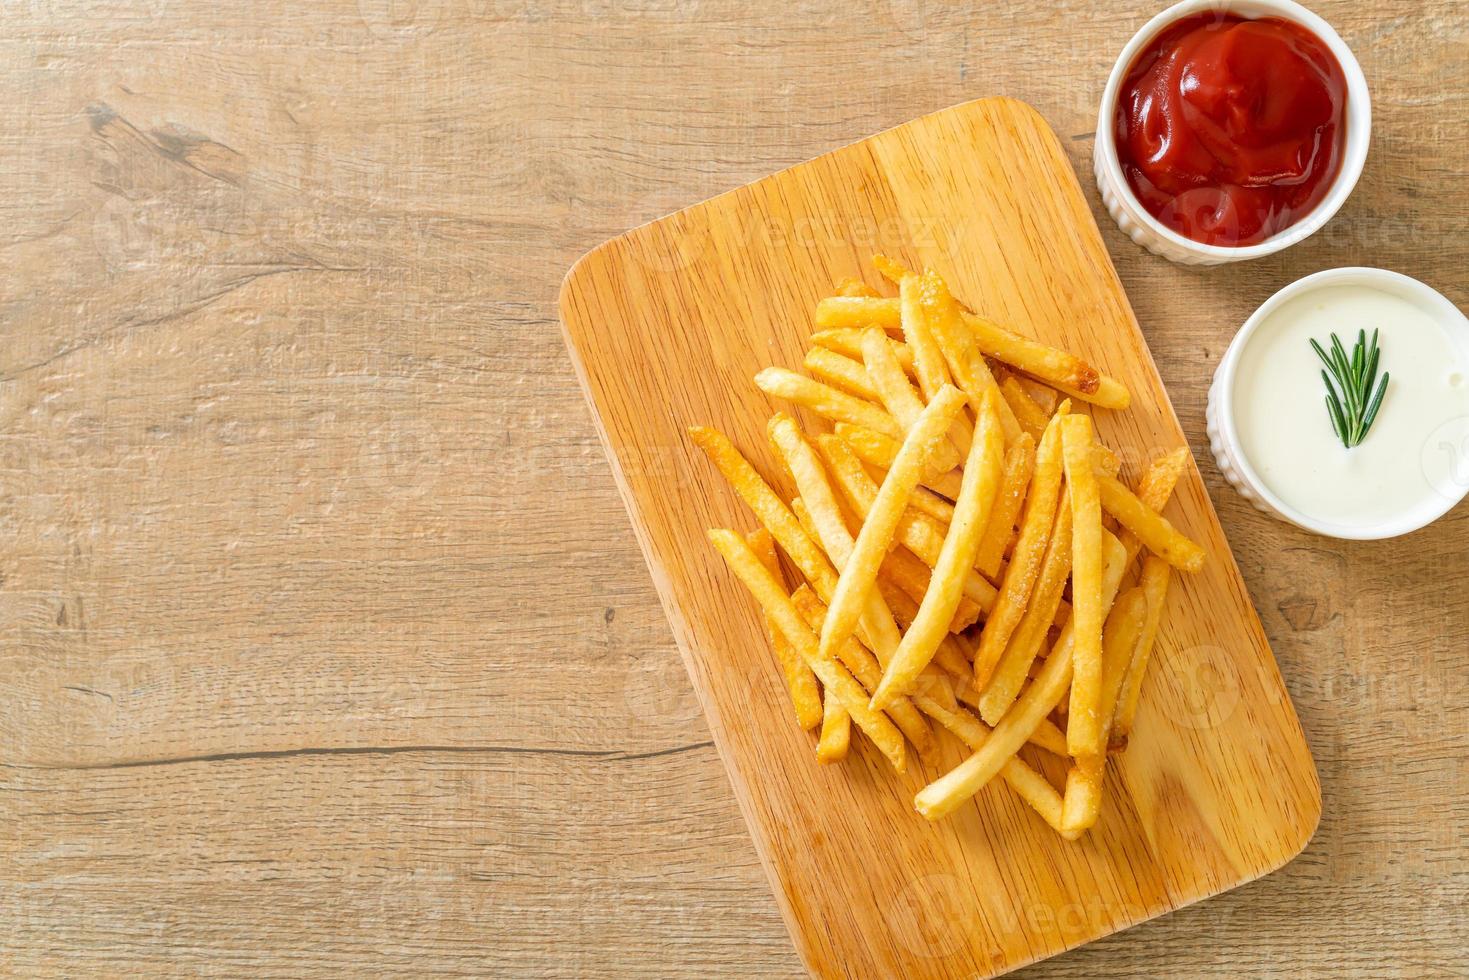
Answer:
[1310, 329, 1389, 449]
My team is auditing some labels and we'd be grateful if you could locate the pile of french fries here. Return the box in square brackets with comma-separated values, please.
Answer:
[692, 255, 1205, 839]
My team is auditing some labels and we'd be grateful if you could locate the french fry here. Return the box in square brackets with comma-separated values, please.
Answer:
[877, 544, 983, 632]
[999, 375, 1051, 443]
[814, 295, 903, 329]
[688, 425, 841, 599]
[747, 528, 823, 730]
[820, 386, 967, 664]
[1099, 587, 1149, 728]
[813, 328, 917, 376]
[693, 427, 941, 757]
[816, 690, 851, 762]
[815, 433, 999, 616]
[813, 295, 1129, 409]
[1062, 414, 1107, 758]
[833, 422, 963, 500]
[963, 312, 1106, 398]
[1045, 371, 1132, 412]
[899, 274, 960, 405]
[871, 253, 911, 285]
[973, 433, 1036, 579]
[882, 579, 1069, 759]
[973, 406, 1069, 687]
[836, 277, 880, 298]
[707, 529, 907, 773]
[860, 326, 928, 426]
[911, 692, 1065, 832]
[977, 487, 1072, 725]
[766, 415, 937, 759]
[911, 270, 1023, 444]
[1059, 586, 1147, 837]
[872, 391, 1004, 708]
[1012, 374, 1059, 415]
[804, 347, 880, 401]
[754, 367, 903, 439]
[816, 295, 900, 325]
[1111, 556, 1171, 751]
[1115, 447, 1191, 564]
[791, 587, 936, 761]
[861, 327, 966, 474]
[1096, 471, 1205, 572]
[916, 533, 1127, 820]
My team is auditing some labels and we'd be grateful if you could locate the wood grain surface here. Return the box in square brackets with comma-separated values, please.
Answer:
[560, 95, 1320, 979]
[1, 1, 1464, 977]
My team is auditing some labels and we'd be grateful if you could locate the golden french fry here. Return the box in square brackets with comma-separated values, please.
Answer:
[1100, 587, 1149, 726]
[872, 253, 911, 285]
[914, 271, 1023, 443]
[766, 416, 939, 760]
[688, 425, 841, 599]
[872, 391, 1004, 708]
[916, 533, 1127, 821]
[974, 433, 1035, 579]
[899, 274, 957, 403]
[1045, 371, 1132, 412]
[860, 327, 966, 475]
[1111, 556, 1171, 751]
[1115, 447, 1191, 563]
[973, 405, 1069, 687]
[1059, 586, 1148, 837]
[707, 529, 906, 773]
[814, 295, 903, 329]
[813, 328, 917, 376]
[963, 312, 1104, 398]
[884, 577, 1069, 759]
[820, 386, 967, 664]
[877, 545, 982, 632]
[999, 375, 1051, 443]
[816, 689, 851, 763]
[1013, 374, 1059, 415]
[910, 690, 1065, 833]
[813, 295, 1129, 409]
[792, 586, 936, 761]
[748, 528, 823, 730]
[836, 277, 880, 298]
[860, 326, 928, 426]
[1062, 414, 1107, 758]
[804, 347, 879, 401]
[833, 422, 963, 500]
[1059, 753, 1105, 840]
[814, 432, 999, 617]
[1096, 471, 1205, 572]
[977, 487, 1072, 725]
[753, 367, 903, 439]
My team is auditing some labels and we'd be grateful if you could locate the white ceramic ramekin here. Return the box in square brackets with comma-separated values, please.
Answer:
[1207, 267, 1469, 539]
[1094, 0, 1371, 266]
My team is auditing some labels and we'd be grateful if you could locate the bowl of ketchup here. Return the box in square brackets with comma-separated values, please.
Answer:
[1094, 0, 1370, 265]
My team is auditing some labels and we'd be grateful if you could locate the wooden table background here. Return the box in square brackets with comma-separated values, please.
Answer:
[1, 1, 1463, 976]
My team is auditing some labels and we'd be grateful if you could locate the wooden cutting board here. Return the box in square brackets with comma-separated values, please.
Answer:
[558, 97, 1320, 979]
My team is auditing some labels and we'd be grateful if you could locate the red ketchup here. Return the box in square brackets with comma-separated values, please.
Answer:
[1114, 13, 1348, 247]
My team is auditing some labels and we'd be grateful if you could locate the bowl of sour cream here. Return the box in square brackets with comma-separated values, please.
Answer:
[1208, 268, 1469, 539]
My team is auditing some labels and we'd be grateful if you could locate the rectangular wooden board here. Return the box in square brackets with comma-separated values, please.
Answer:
[558, 97, 1320, 979]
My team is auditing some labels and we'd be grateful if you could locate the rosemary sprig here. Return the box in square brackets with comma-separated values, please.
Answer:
[1310, 329, 1389, 449]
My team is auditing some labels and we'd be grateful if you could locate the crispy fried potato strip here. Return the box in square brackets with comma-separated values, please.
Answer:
[708, 529, 907, 773]
[748, 528, 823, 730]
[1061, 414, 1107, 758]
[915, 533, 1127, 820]
[973, 405, 1069, 687]
[872, 391, 1004, 709]
[820, 386, 967, 665]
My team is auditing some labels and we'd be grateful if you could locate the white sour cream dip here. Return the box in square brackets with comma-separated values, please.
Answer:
[1222, 271, 1469, 535]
